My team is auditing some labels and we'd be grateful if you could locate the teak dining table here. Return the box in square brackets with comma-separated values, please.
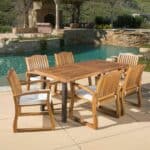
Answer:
[33, 60, 127, 123]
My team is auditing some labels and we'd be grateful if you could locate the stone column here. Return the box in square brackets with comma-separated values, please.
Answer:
[54, 0, 60, 30]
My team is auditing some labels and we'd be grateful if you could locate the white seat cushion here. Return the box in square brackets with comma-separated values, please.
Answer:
[47, 77, 54, 81]
[30, 76, 54, 81]
[19, 93, 49, 105]
[76, 86, 96, 101]
[30, 76, 41, 81]
[29, 76, 54, 90]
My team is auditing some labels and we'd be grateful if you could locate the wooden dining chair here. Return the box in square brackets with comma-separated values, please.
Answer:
[25, 55, 56, 90]
[54, 51, 92, 85]
[55, 51, 74, 66]
[7, 69, 55, 132]
[120, 64, 145, 115]
[117, 53, 139, 66]
[69, 70, 122, 129]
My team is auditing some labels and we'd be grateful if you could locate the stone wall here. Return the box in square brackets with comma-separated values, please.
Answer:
[0, 29, 150, 54]
[64, 29, 150, 47]
[101, 29, 150, 47]
[64, 29, 101, 46]
[0, 38, 60, 54]
[12, 27, 38, 34]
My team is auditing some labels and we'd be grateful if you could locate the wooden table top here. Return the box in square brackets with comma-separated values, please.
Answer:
[34, 60, 127, 83]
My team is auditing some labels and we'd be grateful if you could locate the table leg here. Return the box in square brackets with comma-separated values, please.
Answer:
[62, 83, 68, 122]
[40, 76, 46, 111]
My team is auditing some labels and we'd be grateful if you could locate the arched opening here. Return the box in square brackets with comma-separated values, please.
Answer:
[44, 14, 55, 27]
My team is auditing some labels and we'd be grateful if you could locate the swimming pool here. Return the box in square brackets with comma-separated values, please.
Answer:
[0, 44, 139, 77]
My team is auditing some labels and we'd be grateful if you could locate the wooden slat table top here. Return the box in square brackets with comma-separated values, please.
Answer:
[76, 60, 125, 72]
[33, 60, 127, 83]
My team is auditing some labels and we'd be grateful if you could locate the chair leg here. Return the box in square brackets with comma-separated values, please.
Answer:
[13, 115, 18, 132]
[95, 74, 101, 85]
[50, 101, 54, 113]
[53, 84, 58, 94]
[13, 107, 19, 133]
[137, 87, 142, 107]
[88, 77, 92, 86]
[95, 76, 98, 85]
[27, 84, 30, 91]
[69, 82, 75, 118]
[120, 92, 125, 116]
[91, 99, 98, 129]
[47, 103, 55, 129]
[116, 95, 121, 118]
[26, 74, 30, 90]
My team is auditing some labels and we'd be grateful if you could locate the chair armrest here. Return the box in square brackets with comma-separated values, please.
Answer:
[26, 71, 39, 76]
[74, 83, 95, 95]
[15, 89, 50, 98]
[20, 80, 27, 85]
[26, 72, 59, 85]
[20, 79, 50, 85]
[49, 80, 60, 85]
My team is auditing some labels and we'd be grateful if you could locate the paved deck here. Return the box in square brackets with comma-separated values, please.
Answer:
[0, 72, 150, 150]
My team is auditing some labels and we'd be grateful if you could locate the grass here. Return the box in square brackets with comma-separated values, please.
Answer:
[139, 57, 150, 72]
[141, 44, 150, 48]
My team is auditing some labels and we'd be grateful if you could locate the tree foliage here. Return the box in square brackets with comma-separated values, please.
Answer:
[0, 0, 149, 28]
[92, 0, 140, 26]
[16, 0, 33, 27]
[0, 0, 16, 26]
[113, 14, 143, 28]
[62, 0, 89, 23]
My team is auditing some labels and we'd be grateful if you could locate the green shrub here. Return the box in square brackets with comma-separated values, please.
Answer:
[103, 24, 112, 29]
[134, 16, 143, 28]
[95, 16, 110, 25]
[95, 25, 103, 29]
[114, 15, 143, 28]
[0, 25, 12, 33]
[96, 24, 112, 29]
[0, 0, 16, 26]
[139, 57, 150, 72]
[141, 22, 150, 29]
[39, 39, 47, 54]
[141, 44, 150, 48]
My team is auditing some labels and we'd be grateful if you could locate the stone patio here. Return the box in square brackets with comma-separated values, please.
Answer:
[0, 72, 150, 150]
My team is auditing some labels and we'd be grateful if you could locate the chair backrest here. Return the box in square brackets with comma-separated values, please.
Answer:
[54, 51, 74, 66]
[7, 69, 22, 96]
[117, 53, 139, 66]
[96, 70, 121, 99]
[122, 64, 145, 92]
[25, 55, 49, 72]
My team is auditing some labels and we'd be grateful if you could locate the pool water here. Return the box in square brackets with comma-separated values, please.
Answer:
[0, 44, 139, 77]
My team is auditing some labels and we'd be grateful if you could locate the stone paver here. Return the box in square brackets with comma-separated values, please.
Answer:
[79, 125, 150, 150]
[0, 72, 150, 150]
